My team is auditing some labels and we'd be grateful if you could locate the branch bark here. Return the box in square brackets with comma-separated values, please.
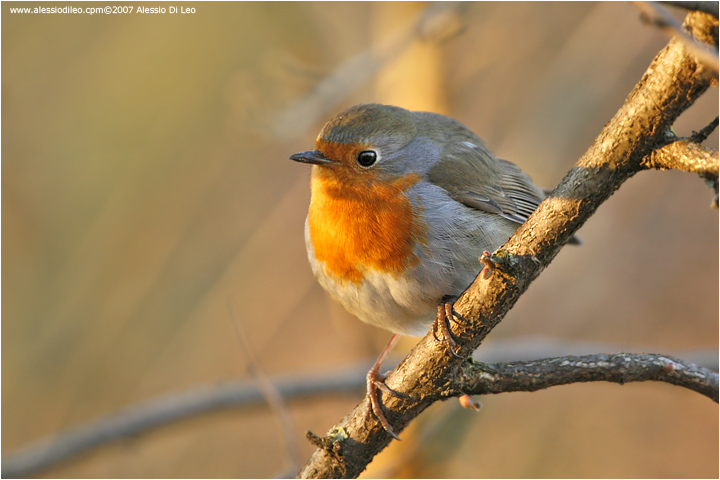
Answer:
[641, 123, 719, 206]
[298, 11, 718, 479]
[454, 353, 719, 402]
[643, 137, 719, 177]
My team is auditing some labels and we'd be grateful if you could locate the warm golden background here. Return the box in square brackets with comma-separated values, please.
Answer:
[3, 2, 718, 478]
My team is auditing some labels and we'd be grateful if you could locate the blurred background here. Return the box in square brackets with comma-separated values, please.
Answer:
[2, 2, 718, 478]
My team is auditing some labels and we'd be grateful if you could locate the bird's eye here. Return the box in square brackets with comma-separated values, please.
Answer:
[356, 150, 377, 167]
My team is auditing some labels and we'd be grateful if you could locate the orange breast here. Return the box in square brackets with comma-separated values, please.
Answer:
[308, 169, 425, 284]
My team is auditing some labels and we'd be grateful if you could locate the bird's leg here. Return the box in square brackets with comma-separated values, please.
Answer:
[366, 333, 402, 440]
[433, 307, 485, 411]
[433, 306, 483, 411]
[434, 251, 497, 357]
[433, 301, 462, 358]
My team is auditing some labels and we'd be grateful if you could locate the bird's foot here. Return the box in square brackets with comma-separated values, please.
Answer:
[433, 301, 462, 358]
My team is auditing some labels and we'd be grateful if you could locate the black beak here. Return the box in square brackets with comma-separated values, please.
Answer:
[289, 150, 335, 166]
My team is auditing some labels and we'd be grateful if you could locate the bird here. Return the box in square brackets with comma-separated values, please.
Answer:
[290, 103, 551, 439]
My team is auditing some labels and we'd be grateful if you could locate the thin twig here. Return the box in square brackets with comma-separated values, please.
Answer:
[228, 300, 300, 476]
[272, 2, 467, 140]
[691, 115, 720, 143]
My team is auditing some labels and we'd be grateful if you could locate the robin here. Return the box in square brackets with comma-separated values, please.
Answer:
[290, 103, 551, 439]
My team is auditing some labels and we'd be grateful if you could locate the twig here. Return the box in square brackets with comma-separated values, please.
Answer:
[228, 300, 300, 476]
[297, 11, 718, 479]
[454, 353, 719, 402]
[634, 1, 719, 73]
[691, 115, 720, 143]
[272, 2, 467, 140]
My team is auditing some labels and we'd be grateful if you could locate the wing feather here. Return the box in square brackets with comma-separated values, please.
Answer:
[426, 138, 544, 225]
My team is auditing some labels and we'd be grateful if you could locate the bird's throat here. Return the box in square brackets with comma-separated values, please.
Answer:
[308, 170, 425, 284]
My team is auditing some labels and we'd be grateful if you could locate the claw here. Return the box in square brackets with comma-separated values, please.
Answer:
[433, 302, 462, 358]
[365, 333, 402, 440]
[366, 370, 402, 441]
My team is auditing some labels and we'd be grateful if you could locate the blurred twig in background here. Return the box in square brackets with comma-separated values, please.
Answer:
[272, 2, 467, 140]
[635, 1, 719, 72]
[228, 300, 300, 476]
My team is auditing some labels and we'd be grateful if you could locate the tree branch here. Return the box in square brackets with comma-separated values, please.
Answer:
[643, 137, 719, 177]
[641, 127, 719, 206]
[297, 11, 718, 479]
[453, 353, 719, 402]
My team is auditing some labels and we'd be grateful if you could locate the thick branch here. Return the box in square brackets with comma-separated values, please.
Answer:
[454, 353, 719, 402]
[298, 12, 717, 479]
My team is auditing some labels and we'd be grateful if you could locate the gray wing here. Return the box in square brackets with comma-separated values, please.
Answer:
[426, 138, 545, 225]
